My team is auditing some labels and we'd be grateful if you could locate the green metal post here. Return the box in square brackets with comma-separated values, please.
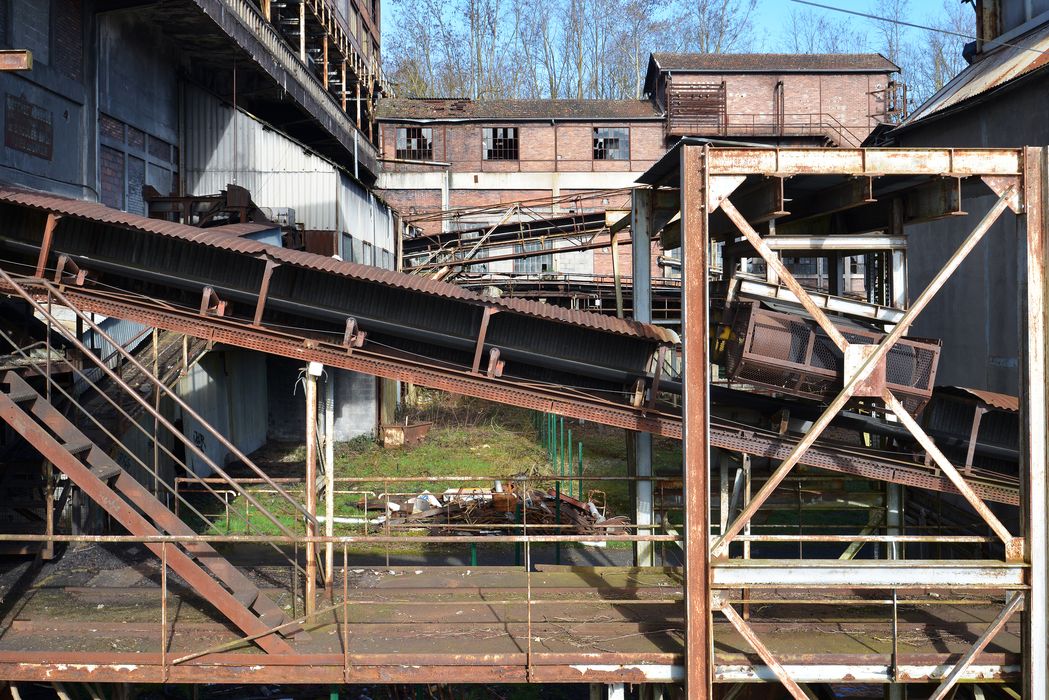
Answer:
[555, 481, 562, 565]
[470, 542, 477, 567]
[580, 443, 586, 499]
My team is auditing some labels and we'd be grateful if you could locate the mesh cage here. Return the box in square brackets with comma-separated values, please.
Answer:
[722, 301, 941, 413]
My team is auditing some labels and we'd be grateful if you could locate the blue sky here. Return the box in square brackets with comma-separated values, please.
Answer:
[380, 0, 923, 47]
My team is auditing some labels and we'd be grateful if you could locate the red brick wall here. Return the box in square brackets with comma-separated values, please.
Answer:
[662, 71, 894, 144]
[381, 121, 666, 173]
[52, 0, 82, 82]
[100, 146, 124, 210]
[592, 236, 665, 282]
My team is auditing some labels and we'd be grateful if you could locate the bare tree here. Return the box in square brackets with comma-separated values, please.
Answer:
[674, 0, 757, 53]
[781, 8, 866, 54]
[909, 0, 973, 105]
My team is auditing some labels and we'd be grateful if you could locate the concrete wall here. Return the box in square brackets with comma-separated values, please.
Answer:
[893, 73, 1049, 394]
[266, 357, 377, 443]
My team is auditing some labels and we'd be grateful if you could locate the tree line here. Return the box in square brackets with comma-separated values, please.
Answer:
[383, 0, 973, 112]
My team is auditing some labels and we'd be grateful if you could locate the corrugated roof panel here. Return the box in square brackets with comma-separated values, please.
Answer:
[901, 23, 1049, 125]
[0, 186, 677, 344]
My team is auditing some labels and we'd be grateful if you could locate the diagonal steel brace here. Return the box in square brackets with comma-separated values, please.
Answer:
[711, 187, 1016, 557]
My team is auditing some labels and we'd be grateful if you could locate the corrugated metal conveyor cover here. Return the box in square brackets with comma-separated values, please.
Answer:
[0, 187, 678, 393]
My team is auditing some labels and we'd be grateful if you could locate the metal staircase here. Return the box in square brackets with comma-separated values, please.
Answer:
[0, 371, 303, 654]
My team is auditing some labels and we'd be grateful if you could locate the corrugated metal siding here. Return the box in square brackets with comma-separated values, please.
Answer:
[183, 84, 340, 231]
[75, 316, 149, 395]
[183, 84, 395, 267]
[227, 349, 268, 454]
[177, 350, 268, 475]
[179, 353, 232, 476]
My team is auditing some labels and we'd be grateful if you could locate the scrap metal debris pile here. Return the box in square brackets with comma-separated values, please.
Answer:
[361, 482, 630, 535]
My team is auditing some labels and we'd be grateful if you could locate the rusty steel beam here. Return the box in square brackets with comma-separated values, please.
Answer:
[0, 278, 1020, 504]
[712, 187, 1015, 557]
[706, 148, 1023, 177]
[883, 390, 1015, 549]
[717, 601, 808, 700]
[927, 593, 1023, 700]
[1022, 146, 1049, 699]
[682, 144, 712, 699]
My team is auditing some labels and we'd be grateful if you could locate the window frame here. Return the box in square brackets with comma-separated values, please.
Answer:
[394, 126, 434, 161]
[592, 126, 630, 161]
[482, 126, 519, 161]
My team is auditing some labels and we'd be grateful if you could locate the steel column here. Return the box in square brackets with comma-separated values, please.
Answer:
[1022, 146, 1048, 700]
[305, 363, 319, 618]
[632, 187, 655, 567]
[682, 144, 711, 698]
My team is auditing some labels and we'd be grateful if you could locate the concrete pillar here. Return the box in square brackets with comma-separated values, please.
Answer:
[632, 187, 655, 566]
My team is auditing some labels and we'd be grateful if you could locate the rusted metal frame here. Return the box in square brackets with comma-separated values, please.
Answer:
[26, 276, 317, 529]
[0, 394, 295, 655]
[0, 285, 306, 545]
[8, 278, 1022, 506]
[681, 144, 712, 698]
[322, 35, 329, 89]
[10, 361, 291, 580]
[6, 281, 306, 538]
[883, 391, 1015, 550]
[1021, 146, 1048, 700]
[4, 371, 303, 639]
[719, 195, 849, 352]
[53, 253, 87, 286]
[712, 187, 1016, 557]
[199, 286, 227, 316]
[0, 326, 294, 569]
[715, 599, 808, 700]
[471, 307, 497, 374]
[252, 257, 280, 326]
[18, 281, 682, 436]
[34, 212, 60, 278]
[927, 593, 1024, 700]
[705, 148, 1023, 178]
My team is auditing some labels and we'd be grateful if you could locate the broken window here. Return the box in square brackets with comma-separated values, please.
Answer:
[395, 127, 433, 160]
[483, 127, 519, 161]
[513, 239, 553, 275]
[593, 127, 629, 160]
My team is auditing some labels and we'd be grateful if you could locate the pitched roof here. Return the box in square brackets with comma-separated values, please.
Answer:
[376, 98, 662, 122]
[897, 23, 1049, 129]
[650, 52, 900, 73]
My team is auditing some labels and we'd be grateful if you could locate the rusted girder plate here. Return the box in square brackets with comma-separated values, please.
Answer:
[0, 281, 1018, 504]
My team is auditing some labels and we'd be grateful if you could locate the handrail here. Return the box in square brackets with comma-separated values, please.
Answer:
[0, 271, 316, 533]
[667, 111, 869, 147]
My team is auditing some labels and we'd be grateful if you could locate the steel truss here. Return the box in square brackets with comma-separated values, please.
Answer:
[676, 145, 1047, 698]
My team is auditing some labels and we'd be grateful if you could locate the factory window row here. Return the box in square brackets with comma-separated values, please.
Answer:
[394, 126, 632, 162]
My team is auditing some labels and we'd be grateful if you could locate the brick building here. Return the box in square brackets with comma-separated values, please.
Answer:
[647, 52, 901, 147]
[377, 53, 901, 290]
